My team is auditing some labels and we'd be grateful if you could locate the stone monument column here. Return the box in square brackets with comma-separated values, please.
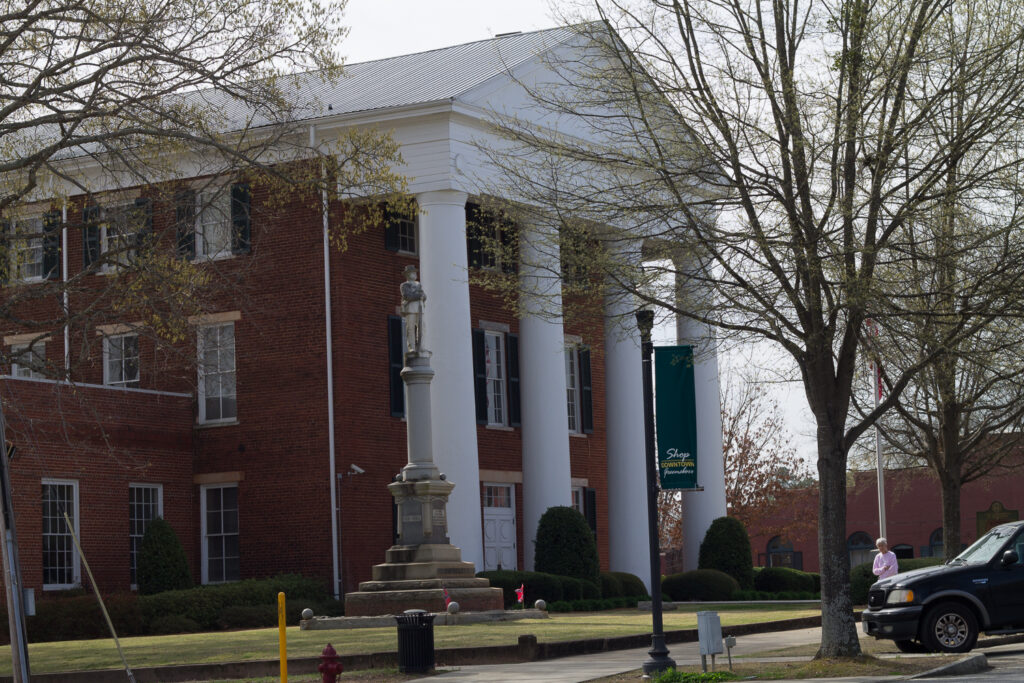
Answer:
[343, 265, 503, 617]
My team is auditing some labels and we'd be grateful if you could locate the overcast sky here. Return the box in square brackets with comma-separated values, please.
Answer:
[340, 0, 821, 466]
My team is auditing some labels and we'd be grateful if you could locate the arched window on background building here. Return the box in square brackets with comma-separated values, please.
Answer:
[891, 543, 913, 560]
[926, 527, 944, 559]
[847, 531, 874, 568]
[763, 536, 802, 570]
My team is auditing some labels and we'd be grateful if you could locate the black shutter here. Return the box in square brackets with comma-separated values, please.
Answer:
[175, 190, 196, 259]
[0, 219, 9, 285]
[466, 203, 483, 268]
[384, 208, 400, 252]
[134, 197, 153, 250]
[42, 211, 61, 280]
[387, 315, 405, 417]
[231, 183, 251, 254]
[584, 488, 598, 538]
[82, 204, 101, 268]
[499, 219, 517, 274]
[472, 328, 487, 424]
[579, 346, 594, 434]
[507, 332, 521, 427]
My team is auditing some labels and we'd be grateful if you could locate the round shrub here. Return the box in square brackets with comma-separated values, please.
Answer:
[137, 517, 193, 595]
[599, 572, 623, 598]
[662, 569, 739, 601]
[581, 580, 600, 600]
[533, 506, 599, 583]
[149, 614, 201, 635]
[753, 567, 815, 593]
[610, 571, 649, 598]
[560, 576, 584, 600]
[697, 516, 754, 590]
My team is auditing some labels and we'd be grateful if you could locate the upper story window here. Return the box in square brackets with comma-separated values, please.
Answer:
[175, 184, 251, 261]
[11, 341, 46, 379]
[3, 212, 60, 282]
[384, 206, 417, 255]
[198, 322, 237, 423]
[83, 199, 151, 272]
[565, 343, 594, 434]
[466, 203, 516, 274]
[472, 327, 521, 428]
[104, 334, 140, 388]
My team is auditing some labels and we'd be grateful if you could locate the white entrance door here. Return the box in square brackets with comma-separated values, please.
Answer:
[483, 483, 517, 571]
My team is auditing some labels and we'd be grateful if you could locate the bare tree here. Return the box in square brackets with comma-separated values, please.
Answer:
[474, 1, 1024, 656]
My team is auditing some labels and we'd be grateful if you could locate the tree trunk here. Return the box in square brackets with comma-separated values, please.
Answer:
[815, 428, 861, 658]
[939, 475, 962, 561]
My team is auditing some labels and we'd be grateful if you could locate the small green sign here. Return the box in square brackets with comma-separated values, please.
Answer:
[654, 346, 698, 490]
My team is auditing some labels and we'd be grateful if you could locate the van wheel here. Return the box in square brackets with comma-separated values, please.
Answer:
[923, 602, 978, 653]
[894, 639, 928, 653]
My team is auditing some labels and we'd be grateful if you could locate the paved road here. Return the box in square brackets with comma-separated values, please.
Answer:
[913, 641, 1024, 681]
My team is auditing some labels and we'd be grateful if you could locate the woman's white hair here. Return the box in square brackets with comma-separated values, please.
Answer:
[876, 537, 888, 546]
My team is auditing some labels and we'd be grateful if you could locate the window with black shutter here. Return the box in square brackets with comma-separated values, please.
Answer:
[384, 205, 416, 254]
[507, 333, 521, 427]
[134, 197, 153, 250]
[579, 346, 594, 434]
[82, 205, 101, 268]
[584, 487, 598, 538]
[387, 315, 405, 417]
[230, 182, 251, 254]
[472, 328, 488, 424]
[175, 190, 196, 259]
[42, 211, 61, 280]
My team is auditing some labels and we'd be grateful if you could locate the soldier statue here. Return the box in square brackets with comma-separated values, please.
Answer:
[400, 264, 426, 354]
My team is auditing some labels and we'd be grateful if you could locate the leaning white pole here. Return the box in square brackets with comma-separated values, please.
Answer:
[874, 359, 886, 539]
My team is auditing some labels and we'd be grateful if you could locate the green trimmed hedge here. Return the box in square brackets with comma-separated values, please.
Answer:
[732, 590, 819, 601]
[599, 572, 624, 598]
[698, 517, 754, 590]
[548, 596, 647, 612]
[0, 574, 342, 644]
[534, 506, 600, 583]
[753, 567, 816, 593]
[662, 569, 739, 601]
[851, 557, 942, 605]
[610, 571, 649, 598]
[478, 570, 605, 608]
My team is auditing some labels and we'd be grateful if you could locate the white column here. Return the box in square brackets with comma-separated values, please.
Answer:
[416, 190, 483, 569]
[677, 314, 727, 571]
[519, 223, 573, 571]
[604, 292, 651, 590]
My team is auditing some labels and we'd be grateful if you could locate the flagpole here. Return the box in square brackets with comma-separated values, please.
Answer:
[866, 318, 886, 539]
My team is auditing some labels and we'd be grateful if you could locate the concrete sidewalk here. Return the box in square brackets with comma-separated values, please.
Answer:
[411, 626, 824, 682]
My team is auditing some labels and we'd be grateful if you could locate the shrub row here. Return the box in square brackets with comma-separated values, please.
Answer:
[478, 569, 648, 608]
[732, 590, 819, 601]
[0, 574, 340, 644]
[850, 557, 942, 605]
[753, 567, 818, 593]
[663, 567, 823, 602]
[663, 569, 739, 601]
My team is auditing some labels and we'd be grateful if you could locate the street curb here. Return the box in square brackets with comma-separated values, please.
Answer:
[907, 652, 988, 679]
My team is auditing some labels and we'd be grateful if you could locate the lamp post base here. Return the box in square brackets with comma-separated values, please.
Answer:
[641, 634, 676, 675]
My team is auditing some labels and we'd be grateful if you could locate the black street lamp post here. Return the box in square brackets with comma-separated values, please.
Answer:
[636, 309, 675, 675]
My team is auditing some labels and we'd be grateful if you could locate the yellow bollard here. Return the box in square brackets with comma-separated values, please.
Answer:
[278, 592, 287, 683]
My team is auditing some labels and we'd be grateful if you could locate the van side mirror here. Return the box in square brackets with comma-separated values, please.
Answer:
[1001, 550, 1019, 567]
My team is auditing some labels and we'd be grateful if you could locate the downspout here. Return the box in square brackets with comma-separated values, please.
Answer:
[312, 124, 341, 599]
[61, 203, 69, 373]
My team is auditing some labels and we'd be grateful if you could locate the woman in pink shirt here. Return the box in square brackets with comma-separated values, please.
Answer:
[872, 537, 898, 579]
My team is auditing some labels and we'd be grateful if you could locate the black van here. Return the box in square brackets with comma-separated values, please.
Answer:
[861, 520, 1024, 653]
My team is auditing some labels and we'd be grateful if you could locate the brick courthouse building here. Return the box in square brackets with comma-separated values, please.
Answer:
[0, 28, 725, 599]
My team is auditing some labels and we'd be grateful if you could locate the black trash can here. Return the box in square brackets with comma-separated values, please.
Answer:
[395, 609, 436, 673]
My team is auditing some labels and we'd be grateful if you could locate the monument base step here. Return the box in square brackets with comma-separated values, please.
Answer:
[344, 586, 504, 617]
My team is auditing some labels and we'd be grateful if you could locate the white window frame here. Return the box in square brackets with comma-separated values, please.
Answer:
[42, 478, 80, 590]
[396, 214, 418, 255]
[197, 322, 237, 424]
[128, 483, 163, 589]
[10, 341, 46, 379]
[565, 345, 581, 433]
[195, 188, 233, 260]
[200, 483, 239, 584]
[484, 330, 507, 426]
[99, 202, 142, 271]
[103, 333, 140, 388]
[571, 486, 584, 515]
[8, 214, 46, 282]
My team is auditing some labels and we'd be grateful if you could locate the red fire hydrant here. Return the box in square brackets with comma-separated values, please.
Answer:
[318, 643, 343, 683]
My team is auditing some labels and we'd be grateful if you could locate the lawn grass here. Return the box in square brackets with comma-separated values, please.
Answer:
[0, 604, 820, 676]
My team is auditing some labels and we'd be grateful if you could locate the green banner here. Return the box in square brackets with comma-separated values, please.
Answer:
[654, 346, 698, 490]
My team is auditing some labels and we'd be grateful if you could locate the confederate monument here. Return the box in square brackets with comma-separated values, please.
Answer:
[344, 265, 503, 616]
